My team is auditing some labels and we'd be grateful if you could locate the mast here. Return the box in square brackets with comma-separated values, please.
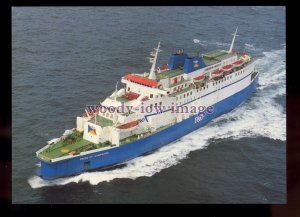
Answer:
[114, 81, 118, 100]
[228, 27, 238, 53]
[148, 41, 161, 80]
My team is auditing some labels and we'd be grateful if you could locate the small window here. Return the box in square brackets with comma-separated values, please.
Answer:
[206, 85, 208, 88]
[150, 94, 153, 98]
[187, 93, 189, 96]
[185, 83, 187, 87]
[159, 102, 162, 105]
[174, 87, 177, 91]
[184, 94, 186, 98]
[191, 91, 192, 95]
[203, 86, 205, 90]
[127, 87, 130, 91]
[155, 103, 157, 107]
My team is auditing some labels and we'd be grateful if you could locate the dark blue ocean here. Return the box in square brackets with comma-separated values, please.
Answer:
[12, 6, 286, 203]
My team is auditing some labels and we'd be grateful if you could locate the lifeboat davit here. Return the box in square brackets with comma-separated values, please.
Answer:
[193, 74, 205, 82]
[211, 69, 224, 78]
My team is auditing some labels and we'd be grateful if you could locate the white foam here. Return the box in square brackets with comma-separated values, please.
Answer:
[29, 48, 286, 188]
[244, 43, 263, 52]
[193, 39, 200, 44]
[245, 43, 254, 48]
[214, 42, 231, 47]
[193, 38, 207, 46]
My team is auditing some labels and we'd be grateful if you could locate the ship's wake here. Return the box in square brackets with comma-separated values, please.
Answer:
[28, 48, 286, 189]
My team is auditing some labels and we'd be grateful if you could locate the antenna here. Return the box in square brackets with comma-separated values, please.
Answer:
[148, 41, 161, 80]
[228, 27, 239, 53]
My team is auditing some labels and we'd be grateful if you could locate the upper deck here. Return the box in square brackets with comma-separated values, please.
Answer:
[156, 68, 183, 80]
[202, 50, 236, 66]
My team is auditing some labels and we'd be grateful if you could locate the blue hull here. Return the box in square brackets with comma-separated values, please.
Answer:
[39, 76, 259, 180]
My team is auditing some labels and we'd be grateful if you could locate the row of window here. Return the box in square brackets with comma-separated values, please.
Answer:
[205, 63, 221, 72]
[127, 87, 163, 99]
[212, 76, 232, 86]
[197, 85, 209, 91]
[176, 90, 194, 101]
[173, 83, 188, 92]
[235, 69, 245, 76]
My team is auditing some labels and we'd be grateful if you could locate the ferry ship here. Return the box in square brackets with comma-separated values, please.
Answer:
[36, 28, 259, 180]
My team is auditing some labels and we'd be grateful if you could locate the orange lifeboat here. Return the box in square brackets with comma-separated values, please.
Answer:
[116, 120, 139, 129]
[233, 59, 244, 67]
[222, 64, 233, 71]
[211, 69, 224, 78]
[193, 74, 205, 82]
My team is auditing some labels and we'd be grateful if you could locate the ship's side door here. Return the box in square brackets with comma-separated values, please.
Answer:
[83, 161, 91, 171]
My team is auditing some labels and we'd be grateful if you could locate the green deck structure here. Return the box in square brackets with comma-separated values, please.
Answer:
[202, 50, 236, 66]
[156, 68, 183, 80]
[38, 131, 111, 161]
